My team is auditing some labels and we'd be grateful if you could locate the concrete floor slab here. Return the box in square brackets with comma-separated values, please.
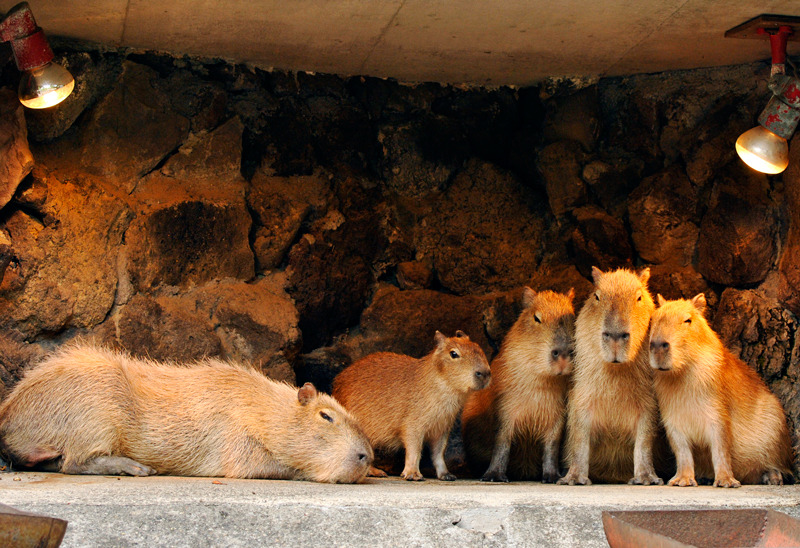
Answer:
[2, 472, 799, 547]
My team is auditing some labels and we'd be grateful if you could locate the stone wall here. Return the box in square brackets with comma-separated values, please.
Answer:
[0, 46, 798, 473]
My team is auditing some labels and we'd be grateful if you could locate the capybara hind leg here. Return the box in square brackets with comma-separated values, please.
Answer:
[367, 466, 388, 477]
[62, 456, 157, 476]
[430, 430, 455, 481]
[763, 469, 784, 485]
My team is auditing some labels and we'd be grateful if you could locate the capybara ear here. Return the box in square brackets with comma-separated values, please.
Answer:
[591, 266, 603, 285]
[434, 330, 447, 347]
[691, 293, 707, 314]
[657, 294, 666, 307]
[566, 288, 575, 301]
[297, 382, 318, 405]
[522, 287, 536, 309]
[638, 267, 650, 285]
[455, 330, 467, 339]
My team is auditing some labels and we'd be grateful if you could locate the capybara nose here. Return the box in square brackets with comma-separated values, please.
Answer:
[603, 331, 629, 342]
[650, 341, 669, 351]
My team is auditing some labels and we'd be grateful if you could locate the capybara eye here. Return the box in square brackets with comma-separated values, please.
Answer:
[534, 314, 542, 324]
[684, 318, 692, 324]
[319, 411, 334, 423]
[637, 295, 642, 302]
[594, 293, 600, 301]
[449, 350, 460, 359]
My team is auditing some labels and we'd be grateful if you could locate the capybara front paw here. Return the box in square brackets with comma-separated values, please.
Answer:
[481, 469, 509, 483]
[438, 472, 456, 481]
[556, 473, 591, 486]
[401, 470, 424, 481]
[628, 472, 664, 486]
[541, 470, 561, 484]
[367, 466, 389, 478]
[668, 474, 697, 487]
[713, 475, 741, 488]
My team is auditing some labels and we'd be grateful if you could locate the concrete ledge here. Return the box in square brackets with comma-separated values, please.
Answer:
[2, 472, 800, 547]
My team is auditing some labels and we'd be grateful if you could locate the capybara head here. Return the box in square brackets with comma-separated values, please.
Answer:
[516, 287, 576, 375]
[292, 383, 374, 483]
[433, 331, 491, 392]
[582, 267, 655, 365]
[649, 294, 708, 373]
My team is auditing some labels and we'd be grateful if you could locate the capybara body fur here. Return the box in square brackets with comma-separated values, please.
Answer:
[332, 331, 490, 481]
[462, 288, 575, 482]
[559, 267, 663, 486]
[0, 345, 373, 483]
[650, 294, 793, 487]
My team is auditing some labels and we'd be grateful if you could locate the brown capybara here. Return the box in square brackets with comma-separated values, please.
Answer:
[461, 287, 575, 482]
[332, 331, 491, 481]
[558, 267, 663, 486]
[0, 344, 373, 483]
[650, 294, 793, 487]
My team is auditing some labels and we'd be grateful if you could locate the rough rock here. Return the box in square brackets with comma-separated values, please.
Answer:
[286, 176, 384, 350]
[542, 86, 599, 152]
[126, 118, 254, 291]
[696, 177, 779, 286]
[714, 288, 797, 383]
[415, 160, 545, 295]
[78, 61, 190, 190]
[0, 331, 44, 399]
[569, 205, 632, 277]
[778, 133, 800, 316]
[396, 260, 434, 290]
[647, 264, 717, 318]
[0, 168, 132, 338]
[0, 88, 34, 210]
[627, 167, 699, 266]
[247, 168, 331, 271]
[537, 140, 588, 216]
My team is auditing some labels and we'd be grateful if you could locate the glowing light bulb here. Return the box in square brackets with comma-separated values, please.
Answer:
[18, 61, 74, 109]
[735, 125, 789, 174]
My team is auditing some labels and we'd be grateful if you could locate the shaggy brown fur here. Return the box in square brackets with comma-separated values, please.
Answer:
[0, 344, 373, 483]
[558, 267, 662, 485]
[650, 294, 794, 487]
[332, 331, 490, 481]
[461, 288, 575, 482]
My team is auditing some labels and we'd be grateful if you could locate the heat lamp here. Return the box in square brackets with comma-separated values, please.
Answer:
[0, 1, 73, 109]
[726, 16, 800, 174]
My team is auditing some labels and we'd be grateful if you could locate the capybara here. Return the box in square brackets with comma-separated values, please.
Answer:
[332, 331, 491, 481]
[0, 344, 373, 483]
[650, 293, 793, 487]
[558, 267, 663, 485]
[461, 287, 575, 482]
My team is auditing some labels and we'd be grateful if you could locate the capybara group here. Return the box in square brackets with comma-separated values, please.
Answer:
[462, 288, 575, 482]
[559, 267, 662, 485]
[333, 331, 490, 480]
[0, 344, 373, 483]
[650, 294, 793, 487]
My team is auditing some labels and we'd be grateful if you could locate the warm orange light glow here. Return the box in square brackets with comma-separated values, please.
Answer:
[18, 61, 74, 109]
[735, 125, 789, 174]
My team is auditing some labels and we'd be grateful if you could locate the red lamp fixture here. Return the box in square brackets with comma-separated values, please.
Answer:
[0, 1, 73, 109]
[726, 15, 800, 174]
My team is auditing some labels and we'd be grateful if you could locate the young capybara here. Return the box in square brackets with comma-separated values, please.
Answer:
[650, 294, 793, 487]
[461, 287, 575, 483]
[558, 267, 663, 486]
[0, 344, 373, 483]
[332, 331, 491, 481]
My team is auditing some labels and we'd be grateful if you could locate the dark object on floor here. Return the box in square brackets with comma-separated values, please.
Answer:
[603, 509, 800, 548]
[0, 502, 67, 548]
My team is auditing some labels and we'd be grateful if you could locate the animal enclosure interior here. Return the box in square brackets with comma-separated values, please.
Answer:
[0, 39, 799, 479]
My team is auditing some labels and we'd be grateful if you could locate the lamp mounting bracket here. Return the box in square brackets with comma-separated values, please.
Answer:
[725, 15, 800, 40]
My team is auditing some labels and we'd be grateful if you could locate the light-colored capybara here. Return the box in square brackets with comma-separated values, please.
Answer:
[650, 293, 793, 487]
[0, 344, 373, 483]
[332, 331, 491, 481]
[558, 266, 663, 486]
[461, 287, 575, 482]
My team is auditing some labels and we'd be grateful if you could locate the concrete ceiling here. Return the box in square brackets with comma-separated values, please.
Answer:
[3, 0, 800, 86]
